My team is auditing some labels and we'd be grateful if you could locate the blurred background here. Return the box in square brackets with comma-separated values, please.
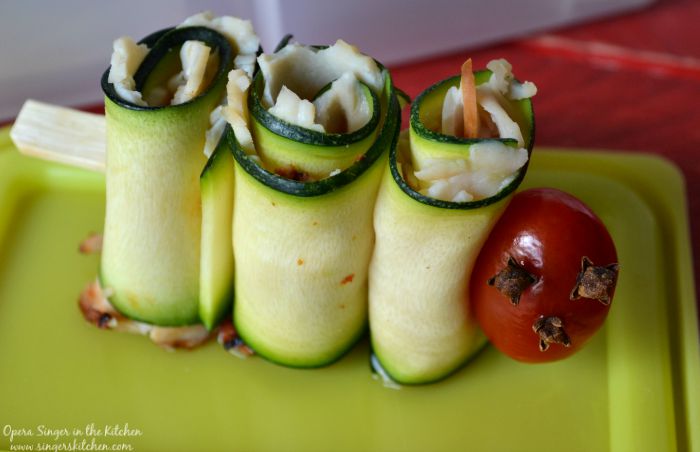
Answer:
[0, 0, 651, 121]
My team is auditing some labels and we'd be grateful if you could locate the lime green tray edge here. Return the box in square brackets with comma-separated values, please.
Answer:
[534, 149, 700, 452]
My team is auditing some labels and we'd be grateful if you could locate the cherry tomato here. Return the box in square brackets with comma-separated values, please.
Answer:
[470, 188, 619, 363]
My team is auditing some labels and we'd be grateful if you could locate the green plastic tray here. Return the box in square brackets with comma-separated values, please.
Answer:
[0, 126, 697, 452]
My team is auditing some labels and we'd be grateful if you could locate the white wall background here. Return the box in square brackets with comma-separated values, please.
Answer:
[0, 0, 651, 120]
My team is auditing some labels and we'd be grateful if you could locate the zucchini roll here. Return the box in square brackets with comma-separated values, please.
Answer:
[100, 13, 259, 327]
[369, 59, 536, 384]
[222, 40, 400, 367]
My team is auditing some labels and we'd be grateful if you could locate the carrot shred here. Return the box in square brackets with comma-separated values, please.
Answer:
[461, 59, 479, 139]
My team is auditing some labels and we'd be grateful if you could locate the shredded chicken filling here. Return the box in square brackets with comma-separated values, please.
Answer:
[208, 40, 383, 179]
[410, 59, 537, 202]
[78, 279, 212, 350]
[107, 12, 259, 107]
[259, 41, 379, 135]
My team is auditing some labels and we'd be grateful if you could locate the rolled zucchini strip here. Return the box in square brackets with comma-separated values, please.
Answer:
[228, 41, 400, 367]
[100, 19, 256, 327]
[369, 62, 536, 384]
[199, 136, 236, 330]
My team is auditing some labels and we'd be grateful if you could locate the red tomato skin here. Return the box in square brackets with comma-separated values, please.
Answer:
[470, 188, 618, 363]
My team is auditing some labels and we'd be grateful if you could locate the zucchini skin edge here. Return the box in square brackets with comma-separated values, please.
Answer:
[100, 26, 234, 112]
[401, 72, 536, 210]
[228, 74, 401, 198]
[248, 72, 381, 147]
[371, 338, 490, 386]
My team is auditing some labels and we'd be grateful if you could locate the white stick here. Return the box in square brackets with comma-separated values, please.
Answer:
[10, 100, 106, 172]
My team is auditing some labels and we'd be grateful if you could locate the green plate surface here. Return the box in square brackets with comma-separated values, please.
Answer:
[0, 126, 697, 452]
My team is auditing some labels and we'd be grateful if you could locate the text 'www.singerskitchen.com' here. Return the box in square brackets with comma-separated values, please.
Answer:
[2, 423, 142, 451]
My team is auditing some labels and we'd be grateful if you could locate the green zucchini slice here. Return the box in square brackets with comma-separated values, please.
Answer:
[229, 52, 400, 367]
[248, 72, 380, 180]
[199, 139, 235, 330]
[369, 67, 535, 384]
[99, 26, 234, 326]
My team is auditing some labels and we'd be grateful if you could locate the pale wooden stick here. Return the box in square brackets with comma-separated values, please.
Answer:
[10, 100, 106, 172]
[460, 59, 479, 139]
